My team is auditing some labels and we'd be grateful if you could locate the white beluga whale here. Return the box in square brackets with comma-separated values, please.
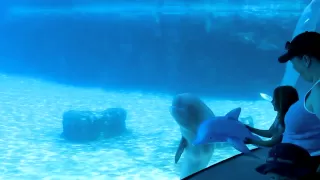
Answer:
[170, 93, 215, 179]
[193, 107, 262, 158]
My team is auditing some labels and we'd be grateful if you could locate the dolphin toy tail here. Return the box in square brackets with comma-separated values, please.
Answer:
[226, 138, 262, 159]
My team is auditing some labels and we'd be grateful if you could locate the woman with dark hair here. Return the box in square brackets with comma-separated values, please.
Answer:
[245, 86, 299, 147]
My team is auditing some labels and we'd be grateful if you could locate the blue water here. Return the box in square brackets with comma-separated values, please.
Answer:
[0, 1, 309, 179]
[0, 1, 312, 99]
[0, 74, 276, 179]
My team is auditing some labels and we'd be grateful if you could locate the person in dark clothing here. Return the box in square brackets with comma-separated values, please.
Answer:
[256, 143, 319, 180]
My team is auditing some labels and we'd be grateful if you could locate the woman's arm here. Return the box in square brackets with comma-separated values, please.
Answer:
[281, 0, 320, 86]
[312, 83, 320, 120]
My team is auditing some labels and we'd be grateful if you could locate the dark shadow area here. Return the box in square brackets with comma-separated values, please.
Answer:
[185, 148, 270, 180]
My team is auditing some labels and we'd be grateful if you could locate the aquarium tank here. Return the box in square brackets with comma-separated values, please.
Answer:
[0, 0, 317, 179]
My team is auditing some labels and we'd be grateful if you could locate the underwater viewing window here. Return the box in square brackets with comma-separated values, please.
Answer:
[0, 0, 312, 179]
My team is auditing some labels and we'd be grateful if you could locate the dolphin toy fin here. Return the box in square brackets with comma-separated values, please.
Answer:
[227, 137, 251, 154]
[225, 107, 241, 120]
[227, 138, 262, 159]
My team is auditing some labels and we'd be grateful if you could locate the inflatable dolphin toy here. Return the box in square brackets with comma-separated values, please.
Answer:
[193, 107, 262, 158]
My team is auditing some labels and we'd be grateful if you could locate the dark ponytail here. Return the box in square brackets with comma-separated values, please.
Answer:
[274, 86, 299, 128]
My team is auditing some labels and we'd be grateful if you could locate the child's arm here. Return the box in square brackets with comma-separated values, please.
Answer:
[245, 133, 282, 147]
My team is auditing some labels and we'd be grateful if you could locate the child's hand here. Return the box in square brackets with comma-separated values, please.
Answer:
[244, 137, 253, 144]
[245, 125, 252, 131]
